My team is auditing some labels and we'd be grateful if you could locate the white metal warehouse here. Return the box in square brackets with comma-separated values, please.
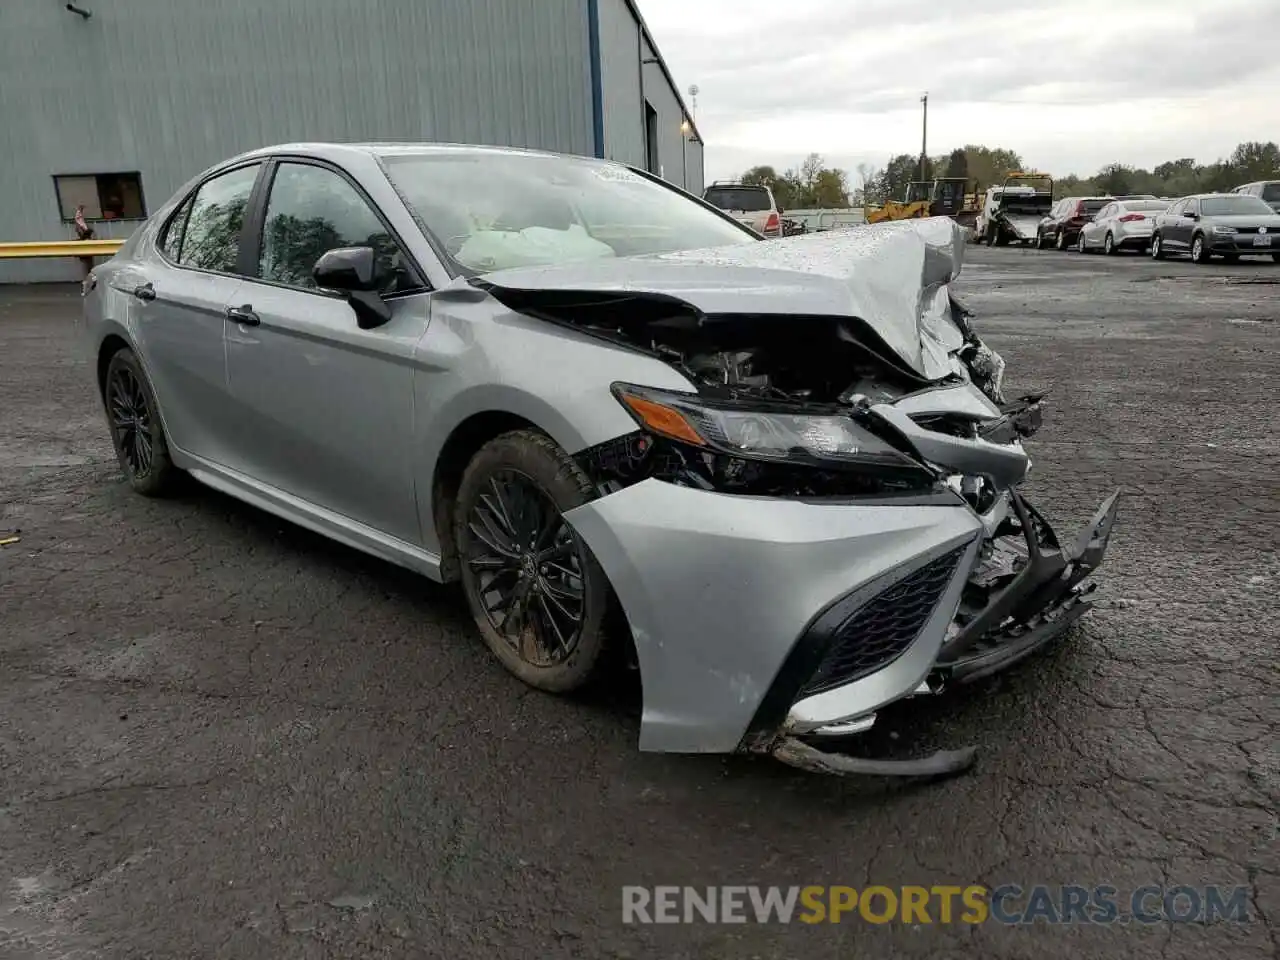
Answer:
[0, 0, 704, 282]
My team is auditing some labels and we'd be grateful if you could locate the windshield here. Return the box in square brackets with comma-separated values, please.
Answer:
[703, 186, 771, 212]
[1201, 196, 1276, 217]
[1262, 183, 1280, 202]
[380, 152, 757, 273]
[1080, 199, 1110, 214]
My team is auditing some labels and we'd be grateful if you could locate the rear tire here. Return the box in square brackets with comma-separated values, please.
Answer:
[454, 429, 615, 693]
[1272, 253, 1280, 263]
[1191, 234, 1212, 264]
[1103, 233, 1116, 255]
[1055, 230, 1068, 251]
[103, 347, 179, 497]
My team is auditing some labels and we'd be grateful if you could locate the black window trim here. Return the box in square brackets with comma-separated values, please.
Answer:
[52, 170, 149, 223]
[155, 159, 269, 280]
[240, 155, 432, 301]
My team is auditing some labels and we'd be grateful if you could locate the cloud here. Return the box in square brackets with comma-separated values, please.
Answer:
[634, 0, 1280, 181]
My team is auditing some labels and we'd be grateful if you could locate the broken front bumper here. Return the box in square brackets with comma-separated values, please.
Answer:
[563, 476, 1119, 770]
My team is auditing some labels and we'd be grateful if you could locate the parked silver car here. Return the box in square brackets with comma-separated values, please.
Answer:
[81, 143, 1118, 778]
[1076, 199, 1171, 254]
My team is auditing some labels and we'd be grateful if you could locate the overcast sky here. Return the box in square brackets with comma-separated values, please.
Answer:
[636, 0, 1280, 183]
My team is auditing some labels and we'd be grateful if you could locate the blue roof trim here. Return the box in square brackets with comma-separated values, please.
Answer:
[587, 0, 605, 158]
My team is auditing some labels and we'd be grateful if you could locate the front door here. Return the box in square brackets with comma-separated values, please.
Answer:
[223, 160, 431, 544]
[1166, 200, 1194, 249]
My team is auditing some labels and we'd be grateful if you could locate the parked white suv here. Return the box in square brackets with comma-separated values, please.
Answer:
[702, 181, 781, 237]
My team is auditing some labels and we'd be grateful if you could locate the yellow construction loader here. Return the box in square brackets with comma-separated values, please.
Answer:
[865, 177, 981, 228]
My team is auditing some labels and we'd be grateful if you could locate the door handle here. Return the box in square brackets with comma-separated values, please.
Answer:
[225, 304, 260, 326]
[132, 282, 156, 302]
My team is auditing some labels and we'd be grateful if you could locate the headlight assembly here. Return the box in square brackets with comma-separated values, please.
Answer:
[611, 383, 923, 473]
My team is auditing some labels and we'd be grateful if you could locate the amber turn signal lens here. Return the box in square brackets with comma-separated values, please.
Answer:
[619, 394, 707, 447]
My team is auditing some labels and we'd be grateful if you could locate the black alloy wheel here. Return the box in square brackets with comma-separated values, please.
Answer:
[108, 365, 153, 477]
[465, 470, 586, 667]
[455, 430, 614, 692]
[104, 347, 178, 496]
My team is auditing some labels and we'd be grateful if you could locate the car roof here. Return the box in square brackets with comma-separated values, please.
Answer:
[219, 141, 597, 167]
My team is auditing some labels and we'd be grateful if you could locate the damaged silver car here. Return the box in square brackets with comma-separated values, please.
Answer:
[81, 143, 1118, 778]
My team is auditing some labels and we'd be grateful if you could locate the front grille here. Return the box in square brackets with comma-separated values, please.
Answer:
[798, 545, 967, 698]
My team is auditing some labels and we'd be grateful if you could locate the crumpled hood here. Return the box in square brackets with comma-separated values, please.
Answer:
[474, 217, 970, 381]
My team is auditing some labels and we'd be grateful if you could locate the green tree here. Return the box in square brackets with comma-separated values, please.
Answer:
[740, 164, 799, 210]
[1227, 141, 1280, 182]
[811, 168, 850, 207]
[1095, 163, 1135, 196]
[961, 146, 1024, 190]
[874, 153, 920, 203]
[944, 148, 969, 179]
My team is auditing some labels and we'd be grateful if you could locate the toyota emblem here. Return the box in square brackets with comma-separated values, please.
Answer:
[1261, 227, 1269, 234]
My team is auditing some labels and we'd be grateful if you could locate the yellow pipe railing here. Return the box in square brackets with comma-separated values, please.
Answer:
[0, 240, 124, 259]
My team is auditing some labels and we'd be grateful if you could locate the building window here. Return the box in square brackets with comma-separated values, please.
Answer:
[53, 172, 147, 222]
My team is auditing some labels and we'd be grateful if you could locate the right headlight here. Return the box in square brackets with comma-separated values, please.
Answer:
[611, 383, 925, 473]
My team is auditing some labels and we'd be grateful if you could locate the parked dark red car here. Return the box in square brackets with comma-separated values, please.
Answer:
[1035, 197, 1112, 250]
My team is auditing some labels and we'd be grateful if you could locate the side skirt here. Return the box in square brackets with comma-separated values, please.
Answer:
[174, 450, 443, 582]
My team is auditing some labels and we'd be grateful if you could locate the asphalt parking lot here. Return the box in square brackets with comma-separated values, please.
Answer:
[1, 243, 1277, 959]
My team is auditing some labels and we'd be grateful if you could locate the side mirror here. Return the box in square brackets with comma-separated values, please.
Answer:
[313, 246, 393, 330]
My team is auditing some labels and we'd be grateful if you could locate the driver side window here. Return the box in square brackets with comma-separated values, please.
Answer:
[257, 162, 420, 294]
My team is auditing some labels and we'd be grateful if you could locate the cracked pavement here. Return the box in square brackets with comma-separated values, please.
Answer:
[1, 245, 1277, 958]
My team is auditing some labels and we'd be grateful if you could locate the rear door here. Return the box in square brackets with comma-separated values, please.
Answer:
[1084, 203, 1114, 246]
[223, 158, 432, 543]
[125, 161, 264, 466]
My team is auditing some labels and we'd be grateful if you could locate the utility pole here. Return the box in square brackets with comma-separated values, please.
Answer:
[919, 92, 929, 182]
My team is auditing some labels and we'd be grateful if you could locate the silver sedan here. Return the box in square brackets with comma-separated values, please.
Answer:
[1077, 199, 1171, 254]
[81, 143, 1118, 778]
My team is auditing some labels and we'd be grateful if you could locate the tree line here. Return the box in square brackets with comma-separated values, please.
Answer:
[737, 141, 1279, 210]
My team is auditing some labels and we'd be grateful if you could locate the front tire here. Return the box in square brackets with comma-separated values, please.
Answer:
[103, 347, 178, 497]
[1151, 233, 1165, 259]
[454, 429, 615, 693]
[1077, 231, 1088, 253]
[1191, 234, 1211, 264]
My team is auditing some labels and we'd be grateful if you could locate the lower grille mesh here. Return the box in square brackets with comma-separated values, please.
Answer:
[798, 545, 968, 698]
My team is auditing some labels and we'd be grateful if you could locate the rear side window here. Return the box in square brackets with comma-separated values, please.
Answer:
[703, 187, 771, 212]
[159, 194, 194, 261]
[178, 163, 262, 273]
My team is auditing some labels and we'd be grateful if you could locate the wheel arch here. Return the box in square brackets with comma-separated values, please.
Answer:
[430, 409, 545, 583]
[96, 330, 135, 399]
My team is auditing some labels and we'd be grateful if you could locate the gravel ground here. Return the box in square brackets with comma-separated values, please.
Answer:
[1, 244, 1277, 959]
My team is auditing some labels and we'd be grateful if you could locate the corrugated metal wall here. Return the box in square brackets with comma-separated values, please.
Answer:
[639, 34, 703, 195]
[597, 0, 703, 196]
[0, 0, 594, 282]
